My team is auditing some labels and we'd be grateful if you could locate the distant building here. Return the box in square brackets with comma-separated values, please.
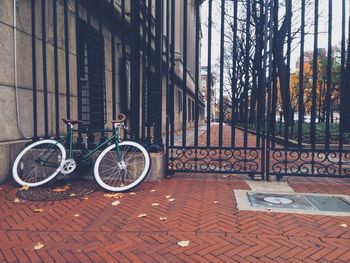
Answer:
[201, 66, 216, 122]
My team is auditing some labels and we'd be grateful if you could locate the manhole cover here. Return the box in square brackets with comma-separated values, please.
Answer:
[16, 179, 96, 201]
[263, 196, 294, 205]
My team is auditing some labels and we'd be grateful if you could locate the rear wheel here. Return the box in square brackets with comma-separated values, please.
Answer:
[12, 140, 66, 187]
[94, 141, 150, 192]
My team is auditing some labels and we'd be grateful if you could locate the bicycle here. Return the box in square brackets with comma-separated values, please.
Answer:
[12, 114, 151, 192]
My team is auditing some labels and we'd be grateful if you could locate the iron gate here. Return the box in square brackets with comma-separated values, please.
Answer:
[166, 0, 350, 180]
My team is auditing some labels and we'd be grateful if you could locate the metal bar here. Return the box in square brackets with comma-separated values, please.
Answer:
[41, 0, 49, 138]
[111, 0, 116, 120]
[53, 0, 59, 137]
[298, 0, 305, 147]
[31, 0, 38, 140]
[271, 0, 278, 148]
[141, 0, 147, 142]
[165, 0, 170, 170]
[194, 0, 200, 147]
[146, 0, 152, 144]
[218, 0, 225, 147]
[130, 0, 141, 141]
[153, 0, 163, 148]
[310, 0, 319, 149]
[339, 0, 346, 152]
[64, 0, 71, 120]
[170, 0, 175, 147]
[284, 0, 292, 146]
[266, 0, 275, 181]
[182, 0, 188, 146]
[206, 0, 212, 147]
[231, 0, 238, 147]
[243, 0, 251, 148]
[325, 0, 332, 149]
[75, 0, 80, 121]
[260, 0, 270, 181]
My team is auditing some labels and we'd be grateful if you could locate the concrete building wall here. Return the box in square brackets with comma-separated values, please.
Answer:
[0, 0, 203, 183]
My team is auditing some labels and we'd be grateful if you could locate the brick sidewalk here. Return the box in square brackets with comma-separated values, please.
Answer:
[1, 176, 350, 262]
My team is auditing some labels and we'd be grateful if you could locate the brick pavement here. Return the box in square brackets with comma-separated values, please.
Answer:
[1, 124, 350, 262]
[1, 175, 350, 262]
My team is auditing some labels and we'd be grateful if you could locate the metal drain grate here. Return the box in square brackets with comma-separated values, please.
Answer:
[248, 192, 350, 212]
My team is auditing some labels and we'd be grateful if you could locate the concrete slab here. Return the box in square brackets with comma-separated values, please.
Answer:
[235, 190, 350, 216]
[245, 180, 294, 192]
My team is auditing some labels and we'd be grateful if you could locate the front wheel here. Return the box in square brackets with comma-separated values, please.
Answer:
[12, 140, 66, 187]
[94, 141, 150, 192]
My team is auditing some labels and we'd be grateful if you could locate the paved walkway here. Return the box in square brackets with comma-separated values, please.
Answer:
[1, 176, 350, 262]
[1, 124, 350, 262]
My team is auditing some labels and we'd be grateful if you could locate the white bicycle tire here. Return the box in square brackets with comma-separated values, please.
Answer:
[94, 141, 150, 192]
[12, 139, 66, 187]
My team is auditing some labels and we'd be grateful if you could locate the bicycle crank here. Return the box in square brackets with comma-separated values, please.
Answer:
[60, 159, 77, 174]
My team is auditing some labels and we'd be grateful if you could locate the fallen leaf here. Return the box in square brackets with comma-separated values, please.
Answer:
[20, 185, 29, 191]
[160, 216, 167, 221]
[266, 208, 272, 212]
[112, 200, 121, 206]
[168, 198, 175, 202]
[33, 208, 43, 213]
[165, 195, 172, 199]
[150, 189, 155, 192]
[34, 242, 44, 250]
[13, 198, 21, 203]
[84, 197, 89, 200]
[213, 201, 219, 204]
[129, 192, 136, 196]
[104, 193, 124, 199]
[69, 193, 76, 197]
[152, 203, 160, 206]
[52, 185, 71, 193]
[177, 240, 190, 247]
[138, 213, 147, 218]
[74, 214, 80, 217]
[340, 224, 347, 228]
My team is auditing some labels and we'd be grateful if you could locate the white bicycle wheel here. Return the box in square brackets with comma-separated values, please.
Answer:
[94, 141, 150, 192]
[12, 140, 66, 187]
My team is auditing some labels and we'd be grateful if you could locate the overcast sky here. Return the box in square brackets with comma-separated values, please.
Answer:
[201, 0, 349, 73]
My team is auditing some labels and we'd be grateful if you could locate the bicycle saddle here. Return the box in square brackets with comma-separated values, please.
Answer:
[62, 119, 83, 125]
[111, 113, 127, 124]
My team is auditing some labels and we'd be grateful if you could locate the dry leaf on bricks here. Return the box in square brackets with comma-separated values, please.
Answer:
[177, 241, 190, 247]
[138, 214, 147, 218]
[150, 189, 155, 192]
[112, 201, 121, 206]
[34, 242, 44, 250]
[104, 193, 124, 199]
[20, 185, 29, 191]
[33, 208, 44, 213]
[129, 192, 136, 196]
[168, 198, 175, 202]
[13, 198, 21, 203]
[152, 203, 160, 206]
[52, 185, 71, 193]
[160, 216, 167, 221]
[340, 224, 348, 228]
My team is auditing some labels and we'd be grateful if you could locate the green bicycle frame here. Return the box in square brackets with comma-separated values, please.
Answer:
[38, 124, 124, 166]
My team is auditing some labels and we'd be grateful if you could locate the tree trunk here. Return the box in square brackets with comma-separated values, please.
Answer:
[342, 20, 350, 132]
[274, 0, 293, 124]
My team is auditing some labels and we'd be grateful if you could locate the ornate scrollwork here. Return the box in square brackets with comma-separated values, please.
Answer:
[169, 147, 262, 174]
[270, 148, 350, 177]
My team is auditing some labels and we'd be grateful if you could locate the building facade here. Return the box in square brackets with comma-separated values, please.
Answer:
[0, 0, 204, 182]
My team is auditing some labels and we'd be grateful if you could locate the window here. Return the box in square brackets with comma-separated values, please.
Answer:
[77, 18, 106, 130]
[192, 100, 195, 121]
[178, 90, 183, 112]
